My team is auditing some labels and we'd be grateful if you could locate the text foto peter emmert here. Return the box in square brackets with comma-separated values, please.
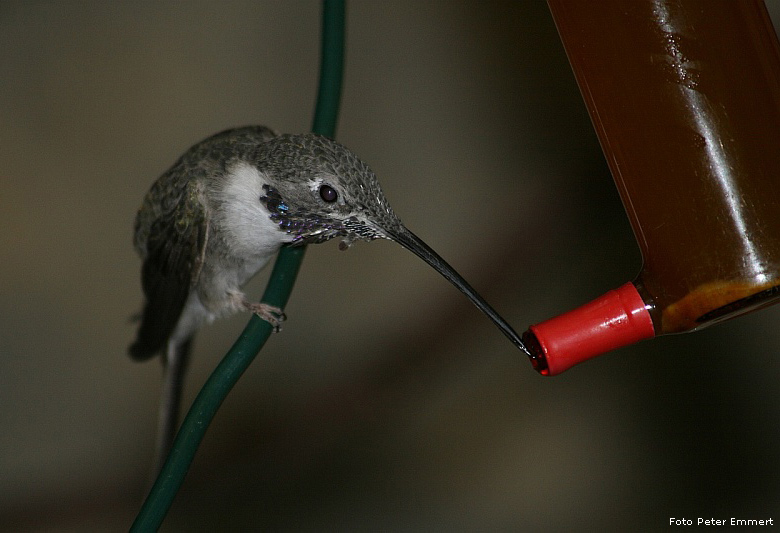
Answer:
[670, 518, 774, 526]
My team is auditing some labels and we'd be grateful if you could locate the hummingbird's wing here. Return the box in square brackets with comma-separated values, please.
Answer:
[129, 176, 209, 361]
[130, 125, 279, 361]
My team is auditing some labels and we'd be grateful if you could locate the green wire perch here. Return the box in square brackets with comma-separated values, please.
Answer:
[130, 1, 345, 529]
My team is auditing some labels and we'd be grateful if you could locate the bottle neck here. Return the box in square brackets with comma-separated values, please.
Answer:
[524, 283, 654, 376]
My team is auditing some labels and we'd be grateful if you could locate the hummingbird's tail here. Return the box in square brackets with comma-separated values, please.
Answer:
[129, 301, 183, 361]
[128, 327, 159, 362]
[150, 337, 193, 478]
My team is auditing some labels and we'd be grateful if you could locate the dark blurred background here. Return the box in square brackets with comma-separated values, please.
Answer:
[1, 1, 778, 531]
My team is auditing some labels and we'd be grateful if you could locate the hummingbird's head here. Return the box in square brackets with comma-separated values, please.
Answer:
[255, 134, 404, 248]
[250, 131, 529, 356]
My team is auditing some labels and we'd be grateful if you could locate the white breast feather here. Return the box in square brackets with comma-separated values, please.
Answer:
[217, 162, 293, 259]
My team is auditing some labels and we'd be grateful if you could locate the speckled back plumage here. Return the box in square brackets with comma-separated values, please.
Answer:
[133, 126, 278, 259]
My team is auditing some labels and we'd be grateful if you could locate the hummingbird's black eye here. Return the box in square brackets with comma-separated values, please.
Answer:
[319, 184, 338, 203]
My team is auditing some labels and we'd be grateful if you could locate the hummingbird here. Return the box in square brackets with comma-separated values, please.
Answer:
[130, 125, 528, 470]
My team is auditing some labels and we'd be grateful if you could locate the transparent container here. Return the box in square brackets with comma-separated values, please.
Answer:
[525, 0, 780, 375]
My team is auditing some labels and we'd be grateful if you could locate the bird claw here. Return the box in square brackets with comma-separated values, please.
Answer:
[247, 302, 286, 332]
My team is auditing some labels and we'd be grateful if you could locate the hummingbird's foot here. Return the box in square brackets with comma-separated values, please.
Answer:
[245, 301, 287, 332]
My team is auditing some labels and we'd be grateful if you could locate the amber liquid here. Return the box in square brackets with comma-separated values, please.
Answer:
[548, 0, 780, 334]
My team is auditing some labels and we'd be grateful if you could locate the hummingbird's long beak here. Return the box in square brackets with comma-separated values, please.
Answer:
[383, 224, 531, 356]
